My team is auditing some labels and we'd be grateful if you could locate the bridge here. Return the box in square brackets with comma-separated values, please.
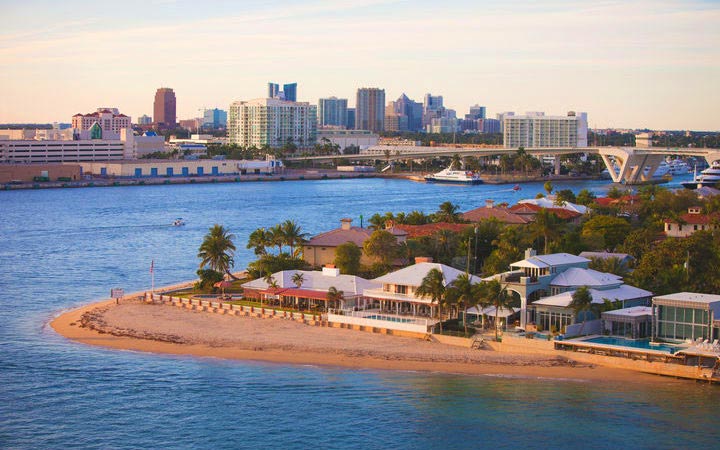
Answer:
[286, 145, 720, 184]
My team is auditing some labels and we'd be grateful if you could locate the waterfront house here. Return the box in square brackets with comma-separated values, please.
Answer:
[241, 266, 379, 311]
[302, 218, 407, 268]
[393, 222, 473, 238]
[508, 202, 583, 224]
[461, 200, 532, 225]
[601, 306, 653, 339]
[652, 292, 720, 343]
[663, 207, 720, 238]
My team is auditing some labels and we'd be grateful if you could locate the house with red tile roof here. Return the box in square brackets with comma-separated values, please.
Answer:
[508, 202, 582, 224]
[461, 200, 532, 225]
[393, 222, 473, 239]
[664, 207, 720, 237]
[302, 218, 407, 268]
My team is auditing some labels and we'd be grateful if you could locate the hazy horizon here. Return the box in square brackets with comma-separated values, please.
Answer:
[1, 0, 718, 130]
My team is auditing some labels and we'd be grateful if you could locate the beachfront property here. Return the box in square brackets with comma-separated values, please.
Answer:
[663, 206, 720, 238]
[491, 249, 651, 333]
[652, 292, 720, 343]
[241, 266, 379, 312]
[302, 218, 407, 268]
[461, 200, 533, 225]
[601, 306, 652, 339]
[325, 259, 484, 335]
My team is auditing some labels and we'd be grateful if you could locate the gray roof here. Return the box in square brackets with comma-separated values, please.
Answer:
[511, 253, 590, 269]
[551, 268, 623, 288]
[372, 262, 482, 287]
[242, 269, 379, 296]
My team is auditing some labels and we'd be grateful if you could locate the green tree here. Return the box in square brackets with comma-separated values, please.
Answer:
[450, 154, 463, 170]
[291, 271, 305, 288]
[478, 279, 513, 341]
[447, 273, 480, 335]
[363, 230, 400, 266]
[195, 268, 224, 292]
[281, 220, 308, 258]
[569, 286, 594, 336]
[415, 268, 448, 333]
[334, 242, 362, 275]
[247, 227, 271, 256]
[528, 209, 563, 254]
[198, 224, 237, 278]
[435, 201, 461, 223]
[576, 189, 597, 206]
[588, 256, 631, 278]
[555, 189, 577, 205]
[326, 286, 344, 311]
[544, 181, 554, 196]
[431, 229, 459, 265]
[268, 224, 285, 254]
[581, 215, 631, 251]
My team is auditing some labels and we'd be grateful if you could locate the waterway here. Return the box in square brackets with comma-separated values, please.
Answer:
[2, 176, 717, 449]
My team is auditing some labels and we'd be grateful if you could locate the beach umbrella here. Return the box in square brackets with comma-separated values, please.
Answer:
[213, 280, 233, 296]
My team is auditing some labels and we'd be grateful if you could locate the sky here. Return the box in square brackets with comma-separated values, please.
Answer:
[0, 0, 718, 130]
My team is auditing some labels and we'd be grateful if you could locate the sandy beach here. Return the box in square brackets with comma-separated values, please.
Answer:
[50, 297, 682, 384]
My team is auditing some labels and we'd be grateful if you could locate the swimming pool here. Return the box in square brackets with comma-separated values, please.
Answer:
[583, 336, 681, 354]
[365, 314, 417, 324]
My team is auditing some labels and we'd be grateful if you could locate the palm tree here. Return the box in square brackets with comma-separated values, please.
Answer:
[291, 271, 305, 288]
[263, 272, 278, 307]
[478, 279, 512, 341]
[415, 268, 448, 333]
[198, 224, 237, 279]
[529, 209, 563, 254]
[282, 220, 308, 258]
[450, 154, 463, 170]
[246, 227, 271, 256]
[569, 286, 594, 336]
[268, 224, 285, 254]
[436, 201, 460, 223]
[447, 273, 479, 335]
[326, 286, 344, 312]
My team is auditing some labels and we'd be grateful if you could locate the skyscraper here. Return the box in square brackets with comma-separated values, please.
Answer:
[153, 88, 176, 127]
[318, 97, 348, 128]
[228, 98, 317, 148]
[503, 111, 588, 148]
[422, 93, 444, 128]
[466, 105, 486, 120]
[268, 82, 297, 101]
[389, 94, 423, 132]
[355, 88, 385, 132]
[346, 108, 356, 130]
[202, 108, 228, 128]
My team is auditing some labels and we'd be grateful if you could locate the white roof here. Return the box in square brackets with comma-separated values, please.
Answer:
[602, 306, 652, 318]
[532, 285, 653, 308]
[242, 270, 379, 296]
[466, 305, 517, 318]
[372, 262, 482, 287]
[654, 292, 720, 305]
[518, 197, 588, 214]
[511, 253, 590, 269]
[550, 268, 623, 288]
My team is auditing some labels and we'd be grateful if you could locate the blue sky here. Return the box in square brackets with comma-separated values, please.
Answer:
[1, 0, 718, 129]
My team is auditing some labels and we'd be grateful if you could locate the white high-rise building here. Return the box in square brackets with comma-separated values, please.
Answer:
[72, 108, 131, 136]
[503, 111, 588, 148]
[228, 98, 317, 148]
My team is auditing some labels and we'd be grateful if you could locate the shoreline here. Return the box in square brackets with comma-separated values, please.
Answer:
[50, 298, 685, 385]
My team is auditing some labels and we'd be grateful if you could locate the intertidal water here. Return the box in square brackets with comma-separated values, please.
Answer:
[1, 176, 718, 449]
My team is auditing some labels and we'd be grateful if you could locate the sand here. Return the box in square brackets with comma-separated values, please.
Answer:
[50, 297, 683, 384]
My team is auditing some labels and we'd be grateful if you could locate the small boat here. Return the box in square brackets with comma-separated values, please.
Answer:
[424, 166, 482, 184]
[173, 218, 185, 226]
[512, 184, 521, 191]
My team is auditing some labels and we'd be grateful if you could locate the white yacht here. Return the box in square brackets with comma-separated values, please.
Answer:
[682, 162, 720, 189]
[666, 158, 691, 175]
[424, 166, 482, 184]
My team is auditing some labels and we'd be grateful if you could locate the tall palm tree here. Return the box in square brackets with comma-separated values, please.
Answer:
[268, 224, 285, 254]
[529, 209, 563, 254]
[282, 220, 308, 258]
[415, 268, 448, 333]
[246, 227, 271, 256]
[198, 224, 237, 279]
[450, 154, 463, 170]
[478, 279, 512, 341]
[569, 285, 594, 336]
[326, 286, 344, 312]
[447, 273, 479, 335]
[436, 201, 460, 223]
[263, 272, 278, 307]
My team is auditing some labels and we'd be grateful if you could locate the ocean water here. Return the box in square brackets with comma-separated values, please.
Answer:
[2, 176, 718, 449]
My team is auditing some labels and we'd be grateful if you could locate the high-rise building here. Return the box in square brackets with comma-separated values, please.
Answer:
[423, 93, 444, 128]
[479, 118, 501, 134]
[318, 97, 348, 128]
[503, 111, 588, 148]
[346, 108, 356, 130]
[228, 98, 317, 148]
[138, 115, 152, 125]
[202, 108, 228, 128]
[153, 88, 176, 127]
[72, 108, 131, 138]
[388, 94, 423, 132]
[466, 105, 486, 120]
[355, 88, 385, 132]
[268, 82, 297, 101]
[496, 112, 515, 133]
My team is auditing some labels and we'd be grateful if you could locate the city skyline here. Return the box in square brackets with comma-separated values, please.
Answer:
[1, 0, 718, 130]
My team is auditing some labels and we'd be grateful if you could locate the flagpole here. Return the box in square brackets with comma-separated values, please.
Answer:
[151, 260, 155, 294]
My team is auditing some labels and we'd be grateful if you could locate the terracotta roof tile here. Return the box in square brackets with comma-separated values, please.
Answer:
[462, 206, 531, 224]
[306, 227, 372, 247]
[395, 222, 472, 238]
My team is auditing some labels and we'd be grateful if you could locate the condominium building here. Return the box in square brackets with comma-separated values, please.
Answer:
[503, 111, 588, 148]
[228, 98, 317, 148]
[355, 88, 385, 133]
[153, 87, 176, 127]
[72, 108, 131, 136]
[318, 97, 348, 128]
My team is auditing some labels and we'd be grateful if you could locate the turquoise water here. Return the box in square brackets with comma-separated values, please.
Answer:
[584, 337, 681, 354]
[1, 176, 718, 449]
